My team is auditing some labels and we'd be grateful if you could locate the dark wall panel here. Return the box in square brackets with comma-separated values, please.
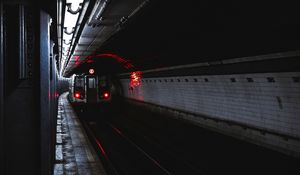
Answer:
[40, 10, 52, 175]
[2, 3, 40, 175]
[1, 1, 58, 174]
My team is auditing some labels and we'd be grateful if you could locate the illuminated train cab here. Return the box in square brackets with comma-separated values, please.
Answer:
[68, 74, 112, 105]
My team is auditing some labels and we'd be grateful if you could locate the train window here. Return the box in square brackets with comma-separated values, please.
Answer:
[88, 78, 96, 88]
[75, 77, 84, 87]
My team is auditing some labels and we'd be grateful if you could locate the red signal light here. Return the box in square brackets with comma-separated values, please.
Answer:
[130, 71, 142, 87]
[75, 92, 81, 98]
[89, 68, 95, 75]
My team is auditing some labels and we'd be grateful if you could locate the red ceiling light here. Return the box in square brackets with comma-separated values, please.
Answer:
[87, 59, 94, 63]
[96, 53, 134, 69]
[74, 55, 81, 65]
[89, 68, 95, 75]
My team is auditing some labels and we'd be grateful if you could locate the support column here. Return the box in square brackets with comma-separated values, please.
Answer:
[40, 10, 52, 175]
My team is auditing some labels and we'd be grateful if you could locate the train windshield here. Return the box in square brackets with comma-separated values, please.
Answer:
[88, 78, 96, 88]
[75, 77, 84, 88]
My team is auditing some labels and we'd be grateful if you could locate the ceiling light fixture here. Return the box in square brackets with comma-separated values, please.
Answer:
[59, 0, 84, 76]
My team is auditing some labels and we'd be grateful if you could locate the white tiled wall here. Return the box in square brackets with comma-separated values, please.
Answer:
[121, 72, 300, 138]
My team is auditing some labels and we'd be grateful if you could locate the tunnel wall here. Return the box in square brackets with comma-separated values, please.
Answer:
[0, 3, 59, 174]
[119, 57, 300, 157]
[57, 76, 70, 94]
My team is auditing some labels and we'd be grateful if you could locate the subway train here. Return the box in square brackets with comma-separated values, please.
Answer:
[68, 74, 112, 105]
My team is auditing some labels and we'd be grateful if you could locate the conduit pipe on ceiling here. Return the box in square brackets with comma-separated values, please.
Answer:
[88, 0, 110, 27]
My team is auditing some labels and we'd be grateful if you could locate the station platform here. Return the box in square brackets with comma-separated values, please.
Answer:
[54, 93, 107, 175]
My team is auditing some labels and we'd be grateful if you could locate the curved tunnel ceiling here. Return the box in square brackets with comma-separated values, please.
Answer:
[62, 0, 300, 77]
[62, 0, 147, 77]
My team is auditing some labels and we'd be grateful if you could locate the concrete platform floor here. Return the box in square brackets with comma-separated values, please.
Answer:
[54, 93, 107, 175]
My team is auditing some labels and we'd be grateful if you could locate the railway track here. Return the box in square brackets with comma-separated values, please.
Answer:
[74, 104, 299, 175]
